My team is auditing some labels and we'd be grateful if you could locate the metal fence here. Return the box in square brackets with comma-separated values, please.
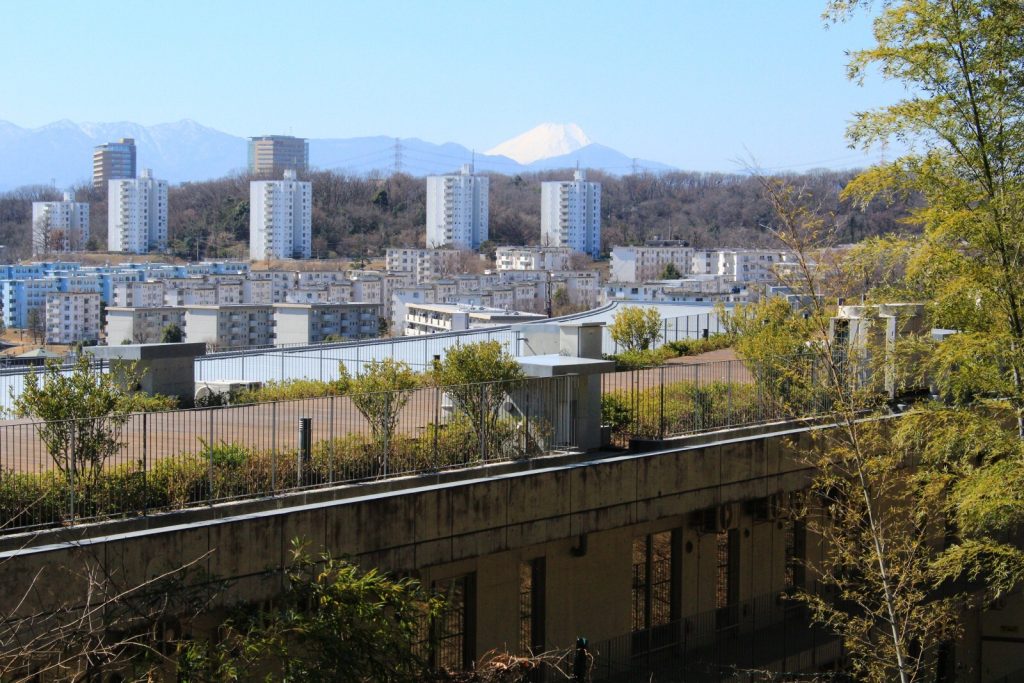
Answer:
[605, 311, 726, 355]
[0, 374, 578, 534]
[0, 359, 107, 416]
[600, 357, 831, 447]
[195, 328, 521, 383]
[588, 591, 844, 682]
[195, 311, 726, 386]
[0, 308, 723, 408]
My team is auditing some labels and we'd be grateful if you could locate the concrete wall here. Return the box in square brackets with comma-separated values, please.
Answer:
[0, 421, 1012, 680]
[0, 425, 816, 651]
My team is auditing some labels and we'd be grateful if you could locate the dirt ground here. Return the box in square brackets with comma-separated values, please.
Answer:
[0, 329, 72, 358]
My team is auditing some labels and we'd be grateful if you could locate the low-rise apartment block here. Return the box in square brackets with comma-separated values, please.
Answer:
[690, 249, 790, 283]
[247, 270, 297, 303]
[272, 303, 381, 345]
[495, 246, 572, 272]
[601, 277, 746, 305]
[105, 307, 187, 344]
[551, 271, 601, 309]
[385, 248, 463, 282]
[1, 278, 61, 328]
[610, 242, 694, 282]
[112, 281, 165, 308]
[404, 302, 545, 336]
[185, 304, 275, 350]
[44, 292, 100, 344]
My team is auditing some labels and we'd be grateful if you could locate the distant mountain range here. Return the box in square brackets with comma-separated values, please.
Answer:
[0, 120, 673, 191]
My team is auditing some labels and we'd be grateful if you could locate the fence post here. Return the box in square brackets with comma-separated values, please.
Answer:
[693, 363, 700, 430]
[68, 424, 76, 524]
[319, 348, 323, 382]
[271, 402, 277, 492]
[524, 383, 531, 457]
[383, 413, 389, 478]
[659, 365, 666, 440]
[328, 395, 335, 483]
[298, 417, 311, 485]
[207, 409, 214, 503]
[727, 361, 733, 426]
[479, 384, 487, 462]
[142, 412, 148, 515]
[433, 385, 440, 466]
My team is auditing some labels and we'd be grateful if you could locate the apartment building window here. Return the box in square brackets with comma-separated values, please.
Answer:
[430, 574, 475, 671]
[519, 558, 546, 655]
[632, 530, 678, 633]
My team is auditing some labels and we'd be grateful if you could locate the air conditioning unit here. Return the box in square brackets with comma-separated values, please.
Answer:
[195, 380, 262, 404]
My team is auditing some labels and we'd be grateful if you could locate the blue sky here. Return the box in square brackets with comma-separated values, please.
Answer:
[0, 1, 905, 172]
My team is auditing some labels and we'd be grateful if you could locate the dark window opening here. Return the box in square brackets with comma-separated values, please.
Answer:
[430, 574, 476, 671]
[519, 558, 546, 655]
[716, 528, 740, 630]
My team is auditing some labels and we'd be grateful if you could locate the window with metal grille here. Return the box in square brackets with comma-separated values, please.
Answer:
[715, 528, 739, 610]
[632, 531, 677, 632]
[430, 574, 474, 671]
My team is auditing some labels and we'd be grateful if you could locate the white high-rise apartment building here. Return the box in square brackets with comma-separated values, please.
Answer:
[249, 169, 312, 260]
[425, 164, 488, 250]
[31, 192, 90, 256]
[108, 169, 168, 254]
[541, 169, 601, 258]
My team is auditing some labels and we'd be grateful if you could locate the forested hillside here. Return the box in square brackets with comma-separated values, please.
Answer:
[0, 169, 913, 261]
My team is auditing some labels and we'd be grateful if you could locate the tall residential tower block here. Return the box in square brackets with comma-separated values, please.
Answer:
[31, 192, 90, 255]
[541, 169, 601, 258]
[426, 164, 488, 250]
[107, 169, 168, 254]
[249, 169, 312, 260]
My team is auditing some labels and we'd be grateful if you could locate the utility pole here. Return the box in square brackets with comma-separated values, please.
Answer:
[631, 158, 639, 175]
[393, 138, 403, 175]
[546, 270, 553, 318]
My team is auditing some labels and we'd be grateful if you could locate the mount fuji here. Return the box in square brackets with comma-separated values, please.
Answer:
[486, 123, 593, 164]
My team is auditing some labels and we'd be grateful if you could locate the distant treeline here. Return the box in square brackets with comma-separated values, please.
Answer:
[0, 169, 915, 261]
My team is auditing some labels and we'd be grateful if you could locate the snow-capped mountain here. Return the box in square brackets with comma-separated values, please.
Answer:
[485, 123, 592, 165]
[0, 119, 673, 191]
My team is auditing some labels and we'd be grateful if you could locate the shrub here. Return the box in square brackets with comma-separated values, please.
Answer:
[236, 379, 344, 404]
[603, 379, 764, 440]
[664, 333, 735, 358]
[609, 306, 663, 352]
[608, 347, 675, 370]
[601, 393, 634, 433]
